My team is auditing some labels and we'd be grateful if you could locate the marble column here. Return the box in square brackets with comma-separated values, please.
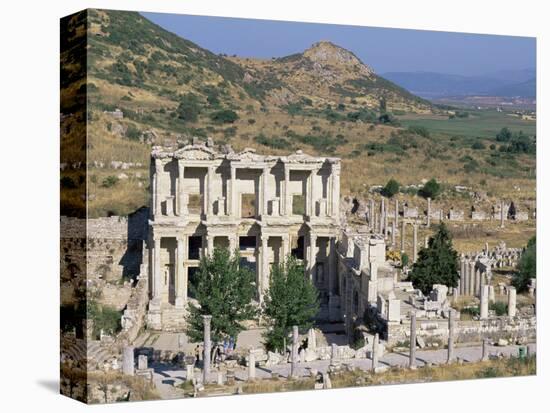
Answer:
[309, 232, 317, 281]
[394, 198, 399, 227]
[426, 197, 431, 227]
[282, 235, 290, 262]
[229, 235, 237, 256]
[469, 261, 476, 296]
[412, 223, 418, 263]
[447, 310, 455, 363]
[508, 287, 517, 317]
[152, 236, 161, 305]
[372, 333, 379, 372]
[177, 160, 186, 216]
[229, 165, 236, 217]
[207, 165, 214, 216]
[175, 237, 185, 308]
[261, 235, 269, 300]
[331, 163, 340, 218]
[262, 166, 269, 217]
[248, 348, 256, 380]
[391, 219, 396, 247]
[202, 315, 212, 384]
[480, 285, 489, 319]
[500, 200, 505, 228]
[460, 259, 466, 295]
[474, 268, 481, 297]
[207, 234, 214, 257]
[482, 338, 489, 361]
[122, 346, 135, 376]
[380, 198, 386, 237]
[401, 220, 406, 252]
[328, 237, 336, 295]
[369, 199, 375, 229]
[284, 165, 290, 216]
[153, 158, 162, 216]
[291, 326, 299, 378]
[409, 312, 417, 369]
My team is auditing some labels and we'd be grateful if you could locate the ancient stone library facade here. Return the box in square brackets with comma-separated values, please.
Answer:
[146, 141, 342, 330]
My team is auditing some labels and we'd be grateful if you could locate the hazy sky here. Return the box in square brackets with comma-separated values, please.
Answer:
[141, 12, 536, 77]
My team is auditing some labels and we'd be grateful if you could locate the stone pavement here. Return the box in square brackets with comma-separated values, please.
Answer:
[148, 342, 536, 397]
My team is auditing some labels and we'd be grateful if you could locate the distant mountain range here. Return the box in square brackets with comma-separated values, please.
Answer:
[382, 69, 535, 99]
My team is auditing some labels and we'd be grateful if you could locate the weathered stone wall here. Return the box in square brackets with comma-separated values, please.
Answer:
[60, 208, 148, 307]
[387, 316, 536, 346]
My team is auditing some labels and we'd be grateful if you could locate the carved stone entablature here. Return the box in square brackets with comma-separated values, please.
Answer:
[227, 147, 268, 163]
[283, 149, 325, 165]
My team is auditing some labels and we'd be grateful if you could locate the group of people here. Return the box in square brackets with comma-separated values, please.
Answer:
[193, 338, 237, 367]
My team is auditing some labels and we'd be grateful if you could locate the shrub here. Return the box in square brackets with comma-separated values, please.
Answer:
[176, 93, 201, 122]
[125, 123, 141, 141]
[381, 178, 400, 198]
[101, 176, 119, 188]
[418, 178, 441, 199]
[496, 127, 513, 142]
[210, 109, 238, 124]
[471, 142, 486, 150]
[407, 125, 431, 138]
[490, 301, 508, 316]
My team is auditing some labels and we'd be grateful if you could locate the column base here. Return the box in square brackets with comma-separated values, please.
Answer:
[175, 296, 186, 309]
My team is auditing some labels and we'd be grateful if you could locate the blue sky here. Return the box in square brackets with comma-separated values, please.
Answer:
[141, 12, 535, 77]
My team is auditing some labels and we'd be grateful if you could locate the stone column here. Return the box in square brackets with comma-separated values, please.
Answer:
[482, 338, 489, 361]
[175, 237, 185, 308]
[426, 197, 431, 227]
[122, 346, 134, 376]
[182, 236, 189, 300]
[330, 342, 338, 366]
[474, 268, 481, 297]
[480, 285, 489, 319]
[248, 348, 256, 380]
[394, 198, 399, 227]
[371, 333, 379, 372]
[409, 312, 417, 369]
[207, 234, 214, 257]
[412, 223, 418, 263]
[369, 199, 375, 229]
[284, 165, 290, 216]
[307, 169, 314, 217]
[328, 237, 336, 294]
[508, 287, 517, 317]
[380, 197, 386, 238]
[153, 158, 162, 216]
[178, 160, 186, 216]
[460, 259, 466, 295]
[424, 236, 429, 248]
[391, 219, 396, 247]
[229, 165, 236, 218]
[262, 166, 269, 217]
[291, 326, 299, 378]
[260, 235, 269, 301]
[282, 235, 290, 261]
[447, 310, 455, 364]
[152, 236, 161, 305]
[500, 200, 505, 228]
[469, 261, 476, 296]
[331, 163, 340, 218]
[229, 235, 237, 256]
[309, 232, 317, 281]
[401, 220, 406, 252]
[165, 195, 174, 216]
[207, 165, 214, 216]
[203, 315, 212, 384]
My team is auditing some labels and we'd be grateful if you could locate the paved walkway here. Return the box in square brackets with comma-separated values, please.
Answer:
[149, 342, 536, 397]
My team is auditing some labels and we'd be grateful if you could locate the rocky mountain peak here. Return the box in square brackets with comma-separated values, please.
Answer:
[303, 41, 374, 77]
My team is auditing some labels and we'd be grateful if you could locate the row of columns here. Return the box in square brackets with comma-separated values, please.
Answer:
[151, 232, 337, 306]
[153, 159, 341, 219]
[459, 259, 488, 297]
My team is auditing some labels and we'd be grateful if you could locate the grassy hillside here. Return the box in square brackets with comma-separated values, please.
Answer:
[70, 9, 536, 226]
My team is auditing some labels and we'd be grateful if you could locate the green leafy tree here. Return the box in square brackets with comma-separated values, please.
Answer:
[496, 127, 513, 142]
[209, 109, 239, 124]
[176, 93, 201, 122]
[418, 178, 441, 199]
[381, 178, 400, 198]
[513, 236, 536, 291]
[262, 256, 319, 352]
[408, 223, 459, 295]
[186, 248, 257, 344]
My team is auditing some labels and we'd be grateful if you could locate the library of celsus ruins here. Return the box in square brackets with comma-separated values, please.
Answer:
[146, 140, 342, 330]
